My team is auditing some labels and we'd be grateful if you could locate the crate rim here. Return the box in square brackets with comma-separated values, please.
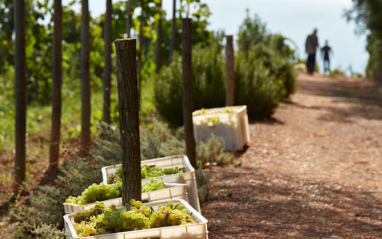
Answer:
[64, 199, 208, 239]
[192, 105, 247, 117]
[63, 182, 187, 208]
[101, 155, 195, 185]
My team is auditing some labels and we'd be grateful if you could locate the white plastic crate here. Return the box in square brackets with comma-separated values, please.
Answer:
[63, 183, 188, 214]
[192, 105, 250, 151]
[64, 199, 208, 239]
[102, 155, 201, 213]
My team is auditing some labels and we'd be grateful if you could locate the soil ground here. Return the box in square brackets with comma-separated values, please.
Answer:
[202, 73, 382, 238]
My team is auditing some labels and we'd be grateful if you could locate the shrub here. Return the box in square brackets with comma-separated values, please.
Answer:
[32, 224, 69, 239]
[195, 168, 210, 203]
[154, 43, 226, 128]
[329, 67, 347, 77]
[196, 134, 234, 166]
[154, 41, 295, 125]
[234, 49, 286, 119]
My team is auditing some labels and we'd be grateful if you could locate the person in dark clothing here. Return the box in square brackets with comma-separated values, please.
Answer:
[305, 29, 319, 75]
[321, 40, 332, 73]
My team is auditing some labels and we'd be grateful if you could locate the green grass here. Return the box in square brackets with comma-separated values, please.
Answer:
[0, 74, 154, 153]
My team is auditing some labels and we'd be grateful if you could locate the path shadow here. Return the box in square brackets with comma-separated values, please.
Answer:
[317, 104, 382, 123]
[249, 117, 285, 125]
[298, 76, 382, 107]
[205, 169, 382, 238]
[295, 76, 382, 123]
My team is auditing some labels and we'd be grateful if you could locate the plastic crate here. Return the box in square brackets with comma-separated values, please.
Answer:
[64, 199, 208, 239]
[63, 183, 188, 214]
[192, 105, 250, 151]
[102, 155, 201, 213]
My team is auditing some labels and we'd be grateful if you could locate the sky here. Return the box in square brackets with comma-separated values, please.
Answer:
[65, 0, 368, 74]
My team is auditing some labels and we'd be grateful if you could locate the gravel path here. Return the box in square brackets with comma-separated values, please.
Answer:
[202, 74, 382, 238]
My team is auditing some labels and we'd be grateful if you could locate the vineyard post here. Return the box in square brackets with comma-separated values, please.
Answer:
[126, 0, 132, 38]
[169, 0, 176, 62]
[115, 39, 141, 205]
[48, 0, 63, 175]
[226, 35, 234, 106]
[155, 0, 162, 74]
[102, 0, 112, 124]
[14, 0, 27, 187]
[80, 0, 91, 155]
[182, 18, 197, 169]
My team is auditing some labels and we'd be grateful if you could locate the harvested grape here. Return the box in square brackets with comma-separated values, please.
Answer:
[108, 165, 186, 184]
[72, 200, 196, 237]
[66, 179, 165, 205]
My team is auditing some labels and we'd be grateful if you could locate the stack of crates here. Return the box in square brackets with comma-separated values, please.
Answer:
[64, 155, 209, 239]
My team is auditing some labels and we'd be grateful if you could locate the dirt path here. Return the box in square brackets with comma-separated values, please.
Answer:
[202, 74, 382, 238]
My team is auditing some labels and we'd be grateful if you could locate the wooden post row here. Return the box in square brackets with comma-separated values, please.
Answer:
[115, 39, 142, 205]
[182, 18, 197, 169]
[226, 35, 234, 106]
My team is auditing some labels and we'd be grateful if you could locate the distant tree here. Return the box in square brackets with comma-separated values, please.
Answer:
[80, 0, 91, 155]
[346, 0, 382, 82]
[48, 0, 62, 175]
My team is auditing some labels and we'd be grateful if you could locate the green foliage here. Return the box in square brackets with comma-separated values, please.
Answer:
[32, 224, 69, 239]
[154, 14, 296, 126]
[154, 41, 226, 127]
[329, 67, 347, 77]
[346, 0, 382, 81]
[196, 134, 234, 166]
[237, 14, 268, 52]
[234, 49, 286, 118]
[195, 168, 210, 203]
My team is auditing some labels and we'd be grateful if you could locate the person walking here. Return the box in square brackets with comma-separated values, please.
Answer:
[305, 29, 319, 75]
[321, 40, 332, 74]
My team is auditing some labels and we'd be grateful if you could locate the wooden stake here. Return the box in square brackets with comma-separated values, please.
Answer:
[182, 18, 197, 169]
[14, 0, 27, 186]
[155, 0, 163, 74]
[226, 35, 234, 106]
[115, 39, 141, 205]
[80, 0, 91, 155]
[126, 0, 132, 38]
[169, 0, 176, 62]
[48, 0, 63, 175]
[103, 0, 112, 124]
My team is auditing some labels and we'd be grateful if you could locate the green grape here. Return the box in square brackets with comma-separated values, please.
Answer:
[66, 179, 165, 205]
[108, 165, 186, 184]
[72, 200, 195, 237]
[65, 182, 122, 205]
